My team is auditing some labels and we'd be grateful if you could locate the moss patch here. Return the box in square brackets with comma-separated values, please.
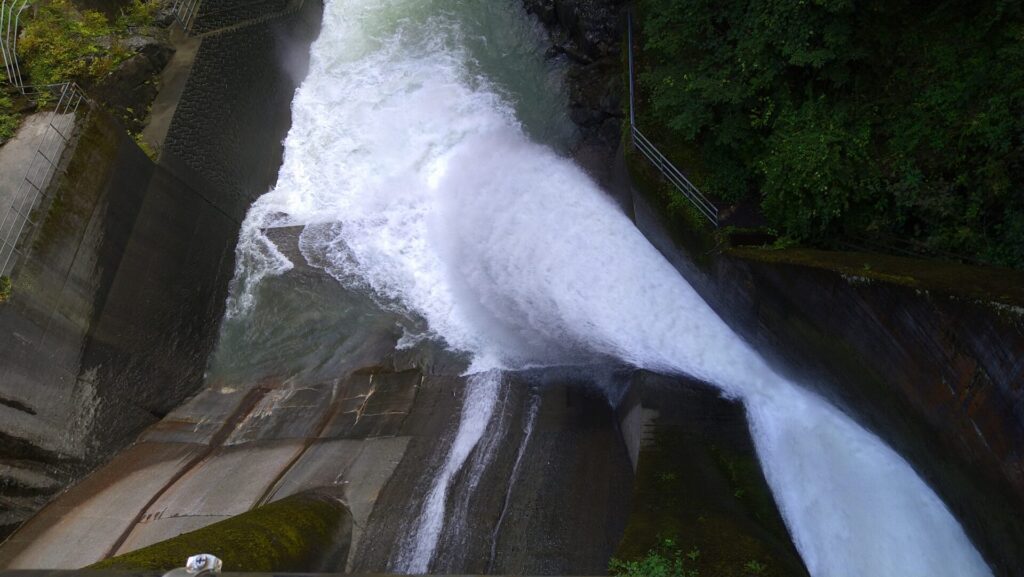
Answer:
[87, 492, 349, 572]
[727, 246, 1024, 308]
[0, 276, 11, 303]
[31, 110, 118, 255]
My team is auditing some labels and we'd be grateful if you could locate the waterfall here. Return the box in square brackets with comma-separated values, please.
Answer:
[230, 0, 995, 575]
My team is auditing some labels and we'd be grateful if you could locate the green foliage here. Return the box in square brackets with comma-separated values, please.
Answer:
[636, 0, 1024, 268]
[758, 98, 878, 238]
[744, 559, 768, 574]
[0, 276, 11, 303]
[0, 93, 21, 141]
[116, 0, 160, 29]
[610, 538, 700, 577]
[17, 0, 157, 88]
[19, 0, 116, 86]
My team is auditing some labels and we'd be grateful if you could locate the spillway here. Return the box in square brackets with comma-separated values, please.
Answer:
[229, 1, 995, 576]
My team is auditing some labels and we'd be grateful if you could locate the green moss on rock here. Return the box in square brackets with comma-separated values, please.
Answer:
[87, 492, 350, 572]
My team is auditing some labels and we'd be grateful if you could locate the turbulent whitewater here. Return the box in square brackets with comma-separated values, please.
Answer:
[229, 0, 994, 575]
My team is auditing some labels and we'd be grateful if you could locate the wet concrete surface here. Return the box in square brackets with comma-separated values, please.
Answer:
[0, 235, 640, 573]
[0, 113, 56, 216]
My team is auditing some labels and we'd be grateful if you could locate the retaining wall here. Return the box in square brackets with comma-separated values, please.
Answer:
[0, 0, 324, 541]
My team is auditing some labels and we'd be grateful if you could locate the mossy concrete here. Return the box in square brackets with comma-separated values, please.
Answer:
[728, 246, 1024, 309]
[614, 372, 808, 577]
[88, 492, 351, 572]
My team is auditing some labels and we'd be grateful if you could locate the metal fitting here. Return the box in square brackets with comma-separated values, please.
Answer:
[161, 553, 223, 577]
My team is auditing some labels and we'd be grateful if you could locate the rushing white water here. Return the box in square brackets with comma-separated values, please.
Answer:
[232, 0, 994, 575]
[395, 370, 503, 573]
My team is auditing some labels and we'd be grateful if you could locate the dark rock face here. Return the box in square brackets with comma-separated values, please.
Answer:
[525, 0, 623, 58]
[90, 39, 175, 135]
[627, 187, 1024, 576]
[352, 372, 635, 575]
[524, 0, 626, 184]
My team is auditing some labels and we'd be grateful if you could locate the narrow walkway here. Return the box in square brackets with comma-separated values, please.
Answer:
[140, 27, 200, 158]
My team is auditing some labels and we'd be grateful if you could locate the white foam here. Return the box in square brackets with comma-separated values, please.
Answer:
[231, 0, 995, 575]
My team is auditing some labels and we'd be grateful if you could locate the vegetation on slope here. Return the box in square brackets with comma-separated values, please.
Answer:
[0, 0, 159, 138]
[0, 93, 20, 141]
[635, 0, 1024, 268]
[17, 0, 159, 88]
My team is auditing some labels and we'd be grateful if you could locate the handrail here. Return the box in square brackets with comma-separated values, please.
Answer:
[0, 82, 87, 276]
[171, 0, 202, 33]
[632, 126, 718, 223]
[626, 11, 718, 227]
[0, 0, 29, 92]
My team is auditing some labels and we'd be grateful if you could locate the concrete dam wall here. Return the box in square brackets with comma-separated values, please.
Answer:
[0, 0, 1020, 574]
[0, 0, 324, 539]
[628, 183, 1024, 575]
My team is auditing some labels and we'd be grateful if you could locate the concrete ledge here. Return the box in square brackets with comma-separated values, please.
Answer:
[88, 491, 351, 572]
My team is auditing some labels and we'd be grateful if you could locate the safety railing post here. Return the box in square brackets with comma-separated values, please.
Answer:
[0, 0, 29, 91]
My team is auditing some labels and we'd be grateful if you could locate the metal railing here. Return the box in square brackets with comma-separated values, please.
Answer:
[171, 0, 202, 33]
[627, 12, 719, 227]
[0, 0, 30, 92]
[0, 82, 87, 276]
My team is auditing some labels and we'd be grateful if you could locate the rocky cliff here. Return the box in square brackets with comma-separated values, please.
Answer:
[524, 0, 626, 185]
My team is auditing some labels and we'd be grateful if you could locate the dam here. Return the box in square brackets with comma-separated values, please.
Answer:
[1, 0, 1022, 576]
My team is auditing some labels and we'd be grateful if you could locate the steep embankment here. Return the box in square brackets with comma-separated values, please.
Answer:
[0, 0, 323, 542]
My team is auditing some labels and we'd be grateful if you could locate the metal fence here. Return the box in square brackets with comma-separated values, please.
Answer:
[0, 82, 86, 276]
[0, 0, 30, 92]
[171, 0, 202, 33]
[627, 12, 718, 227]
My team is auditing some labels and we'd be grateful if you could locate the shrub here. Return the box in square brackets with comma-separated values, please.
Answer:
[116, 0, 160, 29]
[609, 538, 699, 577]
[18, 0, 115, 86]
[636, 0, 1024, 268]
[17, 0, 158, 88]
